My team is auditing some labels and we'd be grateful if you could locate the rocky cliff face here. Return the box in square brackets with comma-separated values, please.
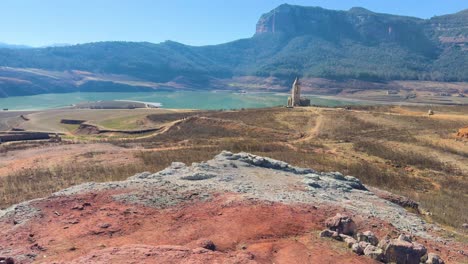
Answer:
[255, 4, 438, 52]
[256, 4, 468, 51]
[0, 152, 465, 263]
[256, 4, 356, 37]
[253, 5, 468, 82]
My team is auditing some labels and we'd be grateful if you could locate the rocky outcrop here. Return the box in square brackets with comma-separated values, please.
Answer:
[0, 151, 463, 263]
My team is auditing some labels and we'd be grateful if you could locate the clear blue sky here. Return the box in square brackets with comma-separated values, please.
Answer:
[0, 0, 466, 47]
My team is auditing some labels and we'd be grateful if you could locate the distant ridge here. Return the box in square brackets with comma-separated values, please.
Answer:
[0, 42, 31, 49]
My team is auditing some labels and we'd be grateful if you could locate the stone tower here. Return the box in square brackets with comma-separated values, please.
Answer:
[288, 77, 301, 107]
[291, 77, 300, 106]
[287, 77, 310, 107]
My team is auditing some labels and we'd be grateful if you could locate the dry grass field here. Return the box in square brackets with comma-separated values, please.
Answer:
[14, 108, 190, 133]
[0, 105, 467, 235]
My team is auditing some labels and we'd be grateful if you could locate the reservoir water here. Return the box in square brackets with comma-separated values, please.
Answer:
[0, 91, 355, 111]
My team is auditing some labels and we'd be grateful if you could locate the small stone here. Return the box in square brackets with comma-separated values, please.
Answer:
[351, 243, 363, 255]
[99, 223, 111, 229]
[426, 253, 444, 264]
[307, 181, 322, 188]
[331, 232, 343, 241]
[358, 241, 370, 249]
[339, 234, 352, 240]
[325, 213, 356, 235]
[181, 172, 216, 181]
[72, 202, 91, 210]
[330, 172, 346, 181]
[170, 162, 186, 169]
[377, 238, 390, 249]
[304, 174, 321, 181]
[357, 231, 379, 246]
[344, 237, 357, 248]
[319, 229, 334, 238]
[363, 245, 383, 261]
[221, 150, 233, 157]
[0, 257, 14, 264]
[398, 234, 412, 242]
[72, 205, 84, 210]
[196, 239, 216, 251]
[192, 248, 210, 254]
[69, 219, 80, 224]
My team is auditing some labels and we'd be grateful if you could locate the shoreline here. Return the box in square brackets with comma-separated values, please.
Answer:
[1, 91, 467, 112]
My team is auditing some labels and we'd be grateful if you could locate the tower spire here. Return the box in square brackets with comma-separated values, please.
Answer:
[291, 77, 300, 106]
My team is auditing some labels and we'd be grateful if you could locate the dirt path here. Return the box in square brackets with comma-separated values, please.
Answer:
[290, 112, 324, 143]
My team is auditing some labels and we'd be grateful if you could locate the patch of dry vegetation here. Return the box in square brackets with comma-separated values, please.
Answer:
[418, 138, 468, 158]
[0, 149, 221, 209]
[316, 112, 384, 140]
[146, 112, 202, 124]
[0, 164, 138, 208]
[354, 140, 458, 173]
[410, 176, 468, 228]
[202, 108, 292, 131]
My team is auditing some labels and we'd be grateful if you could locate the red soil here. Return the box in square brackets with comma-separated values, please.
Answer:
[0, 190, 465, 263]
[0, 190, 375, 264]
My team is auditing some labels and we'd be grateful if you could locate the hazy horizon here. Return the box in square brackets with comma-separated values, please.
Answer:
[1, 0, 466, 47]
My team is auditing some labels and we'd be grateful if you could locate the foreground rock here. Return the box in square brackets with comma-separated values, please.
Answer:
[0, 257, 14, 264]
[363, 245, 384, 261]
[357, 231, 379, 246]
[426, 253, 445, 264]
[381, 236, 427, 264]
[0, 151, 465, 263]
[325, 214, 356, 235]
[320, 214, 446, 263]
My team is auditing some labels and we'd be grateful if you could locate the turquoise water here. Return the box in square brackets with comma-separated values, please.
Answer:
[0, 91, 354, 110]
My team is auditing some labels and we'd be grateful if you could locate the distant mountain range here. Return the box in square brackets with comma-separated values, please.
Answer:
[0, 42, 31, 49]
[0, 4, 467, 97]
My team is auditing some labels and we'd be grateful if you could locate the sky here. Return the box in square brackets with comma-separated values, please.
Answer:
[0, 0, 466, 47]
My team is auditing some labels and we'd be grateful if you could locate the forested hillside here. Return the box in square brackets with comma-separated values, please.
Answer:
[0, 4, 467, 97]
